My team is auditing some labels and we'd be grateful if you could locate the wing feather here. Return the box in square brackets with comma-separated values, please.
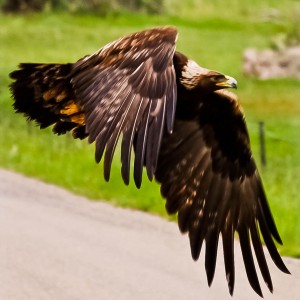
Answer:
[155, 90, 289, 296]
[103, 92, 137, 181]
[238, 226, 263, 297]
[222, 224, 235, 295]
[250, 220, 273, 292]
[134, 101, 152, 188]
[121, 97, 148, 185]
[258, 208, 290, 273]
[205, 227, 219, 286]
[95, 85, 133, 163]
[70, 27, 178, 185]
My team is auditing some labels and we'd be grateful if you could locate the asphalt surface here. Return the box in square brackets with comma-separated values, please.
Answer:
[0, 169, 299, 300]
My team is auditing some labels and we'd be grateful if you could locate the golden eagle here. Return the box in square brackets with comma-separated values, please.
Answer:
[9, 26, 289, 297]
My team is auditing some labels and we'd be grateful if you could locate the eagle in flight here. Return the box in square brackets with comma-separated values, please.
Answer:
[10, 26, 289, 297]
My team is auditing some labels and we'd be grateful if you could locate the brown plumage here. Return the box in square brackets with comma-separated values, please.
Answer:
[9, 26, 289, 297]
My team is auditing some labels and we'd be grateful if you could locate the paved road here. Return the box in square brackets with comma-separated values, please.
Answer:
[0, 169, 299, 300]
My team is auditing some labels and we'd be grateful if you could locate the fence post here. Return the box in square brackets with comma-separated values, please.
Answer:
[259, 121, 266, 167]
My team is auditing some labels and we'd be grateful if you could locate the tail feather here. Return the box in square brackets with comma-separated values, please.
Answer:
[10, 63, 87, 139]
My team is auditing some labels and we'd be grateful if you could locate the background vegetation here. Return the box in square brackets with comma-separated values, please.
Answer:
[0, 0, 299, 257]
[0, 0, 165, 14]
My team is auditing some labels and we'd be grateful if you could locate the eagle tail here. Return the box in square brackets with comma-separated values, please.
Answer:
[10, 63, 87, 139]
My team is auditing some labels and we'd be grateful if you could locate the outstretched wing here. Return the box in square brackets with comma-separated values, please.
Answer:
[71, 27, 178, 187]
[155, 90, 289, 297]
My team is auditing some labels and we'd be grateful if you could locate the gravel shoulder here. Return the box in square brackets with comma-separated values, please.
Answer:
[0, 169, 299, 300]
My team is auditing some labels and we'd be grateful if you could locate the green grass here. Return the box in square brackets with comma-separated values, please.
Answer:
[0, 7, 300, 257]
[165, 0, 298, 20]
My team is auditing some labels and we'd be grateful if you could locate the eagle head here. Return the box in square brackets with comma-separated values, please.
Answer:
[180, 59, 237, 93]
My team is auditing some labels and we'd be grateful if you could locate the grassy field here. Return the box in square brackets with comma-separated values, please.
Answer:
[0, 4, 300, 257]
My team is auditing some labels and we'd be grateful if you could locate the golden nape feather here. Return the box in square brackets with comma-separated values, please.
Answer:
[9, 26, 290, 297]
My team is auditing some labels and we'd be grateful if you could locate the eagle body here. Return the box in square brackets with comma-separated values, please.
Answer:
[10, 26, 289, 297]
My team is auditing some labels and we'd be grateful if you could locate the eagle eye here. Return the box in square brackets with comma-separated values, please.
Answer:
[210, 74, 225, 82]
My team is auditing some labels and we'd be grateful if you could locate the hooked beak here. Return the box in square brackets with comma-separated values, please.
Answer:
[216, 75, 238, 89]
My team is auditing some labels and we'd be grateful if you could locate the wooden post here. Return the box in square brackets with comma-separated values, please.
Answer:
[259, 121, 266, 167]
